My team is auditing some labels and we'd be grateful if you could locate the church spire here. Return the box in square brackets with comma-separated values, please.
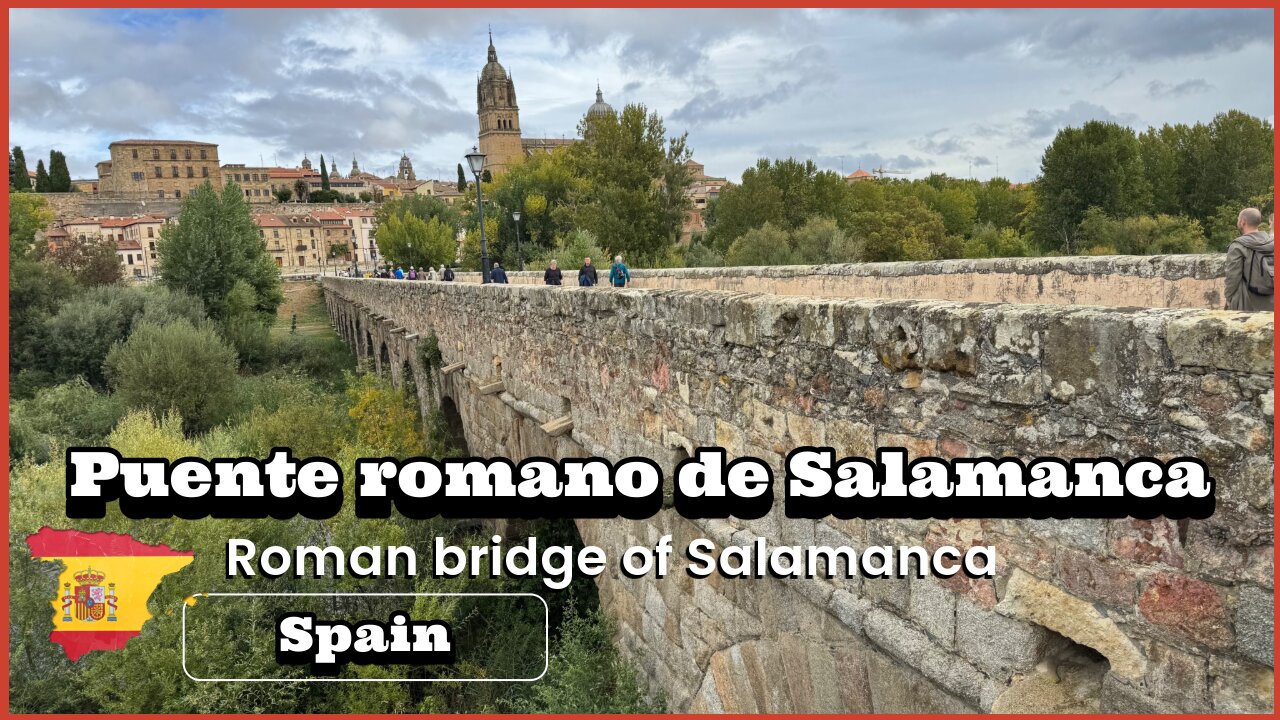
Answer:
[487, 26, 497, 63]
[596, 81, 603, 103]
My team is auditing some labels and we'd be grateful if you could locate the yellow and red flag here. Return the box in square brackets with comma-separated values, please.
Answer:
[26, 527, 194, 661]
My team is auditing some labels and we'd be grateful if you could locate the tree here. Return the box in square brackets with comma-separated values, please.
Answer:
[48, 150, 72, 192]
[1032, 120, 1151, 252]
[457, 163, 467, 193]
[565, 102, 692, 263]
[273, 187, 292, 203]
[293, 178, 310, 203]
[34, 159, 50, 193]
[726, 223, 793, 266]
[104, 319, 239, 433]
[376, 213, 455, 269]
[8, 192, 52, 260]
[157, 181, 283, 319]
[11, 145, 30, 190]
[704, 158, 848, 253]
[358, 191, 373, 203]
[49, 236, 122, 287]
[320, 155, 330, 191]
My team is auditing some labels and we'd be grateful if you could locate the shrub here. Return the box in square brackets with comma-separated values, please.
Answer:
[104, 319, 239, 433]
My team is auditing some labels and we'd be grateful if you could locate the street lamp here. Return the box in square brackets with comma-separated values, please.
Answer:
[464, 146, 491, 283]
[512, 210, 524, 271]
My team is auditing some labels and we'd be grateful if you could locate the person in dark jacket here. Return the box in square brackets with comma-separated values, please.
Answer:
[543, 260, 563, 285]
[1225, 207, 1273, 311]
[441, 265, 455, 282]
[490, 262, 509, 284]
[578, 256, 598, 287]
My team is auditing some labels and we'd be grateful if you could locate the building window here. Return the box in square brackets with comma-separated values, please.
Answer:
[273, 230, 279, 238]
[131, 149, 138, 159]
[185, 148, 192, 160]
[298, 256, 305, 266]
[245, 189, 251, 198]
[202, 167, 209, 178]
[175, 189, 181, 198]
[157, 191, 165, 198]
[169, 149, 177, 160]
[127, 255, 134, 265]
[187, 166, 194, 178]
[172, 166, 179, 178]
[147, 227, 154, 238]
[200, 149, 207, 160]
[152, 148, 160, 160]
[154, 166, 162, 178]
[131, 171, 144, 181]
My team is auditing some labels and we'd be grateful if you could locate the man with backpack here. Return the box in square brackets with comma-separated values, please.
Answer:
[441, 265, 455, 282]
[1225, 207, 1273, 311]
[609, 254, 631, 288]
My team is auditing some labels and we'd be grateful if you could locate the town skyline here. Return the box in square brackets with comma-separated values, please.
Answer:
[9, 7, 1275, 184]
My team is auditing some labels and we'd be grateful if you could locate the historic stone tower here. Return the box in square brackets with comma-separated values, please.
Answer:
[476, 31, 523, 175]
[397, 152, 416, 182]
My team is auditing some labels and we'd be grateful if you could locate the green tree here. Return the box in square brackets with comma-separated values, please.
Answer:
[273, 187, 292, 203]
[293, 178, 310, 203]
[48, 150, 72, 192]
[320, 155, 330, 191]
[34, 159, 50, 193]
[457, 163, 467, 193]
[726, 223, 794, 266]
[376, 213, 456, 269]
[704, 158, 849, 252]
[566, 103, 692, 263]
[1032, 120, 1151, 252]
[157, 181, 283, 319]
[1077, 208, 1206, 255]
[104, 319, 239, 432]
[9, 192, 51, 260]
[11, 145, 31, 190]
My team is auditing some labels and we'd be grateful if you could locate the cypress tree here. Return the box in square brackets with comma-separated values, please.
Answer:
[11, 146, 30, 190]
[320, 155, 330, 191]
[457, 163, 467, 193]
[481, 169, 492, 183]
[49, 150, 72, 192]
[34, 159, 50, 193]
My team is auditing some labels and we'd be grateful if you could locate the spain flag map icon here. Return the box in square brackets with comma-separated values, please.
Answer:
[25, 527, 195, 661]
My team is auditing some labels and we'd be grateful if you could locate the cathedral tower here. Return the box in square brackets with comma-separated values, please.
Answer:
[476, 30, 523, 175]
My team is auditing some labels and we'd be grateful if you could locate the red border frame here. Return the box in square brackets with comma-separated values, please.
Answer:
[2, 2, 1276, 718]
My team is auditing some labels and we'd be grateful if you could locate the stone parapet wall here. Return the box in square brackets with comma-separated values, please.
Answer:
[450, 254, 1227, 308]
[322, 276, 1273, 713]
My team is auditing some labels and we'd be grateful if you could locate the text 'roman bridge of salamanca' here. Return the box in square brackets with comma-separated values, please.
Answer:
[322, 255, 1273, 714]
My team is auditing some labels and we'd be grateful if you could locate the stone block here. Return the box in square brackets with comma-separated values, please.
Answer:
[1143, 640, 1210, 711]
[956, 597, 1047, 675]
[909, 577, 957, 649]
[1137, 573, 1233, 649]
[1209, 654, 1274, 713]
[1235, 584, 1274, 667]
[1167, 311, 1273, 374]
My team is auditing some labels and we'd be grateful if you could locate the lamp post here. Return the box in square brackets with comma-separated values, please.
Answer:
[464, 146, 491, 283]
[512, 210, 524, 271]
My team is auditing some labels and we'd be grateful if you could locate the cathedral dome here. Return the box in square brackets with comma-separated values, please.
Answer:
[587, 84, 615, 118]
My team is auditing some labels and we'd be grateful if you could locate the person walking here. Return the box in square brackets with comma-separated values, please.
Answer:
[578, 256, 598, 287]
[491, 262, 509, 284]
[544, 260, 563, 285]
[1225, 207, 1273, 311]
[609, 254, 631, 288]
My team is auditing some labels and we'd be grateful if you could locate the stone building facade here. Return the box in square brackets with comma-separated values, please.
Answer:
[96, 140, 221, 198]
[221, 164, 274, 203]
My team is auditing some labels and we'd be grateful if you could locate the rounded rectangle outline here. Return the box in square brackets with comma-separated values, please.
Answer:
[181, 592, 548, 682]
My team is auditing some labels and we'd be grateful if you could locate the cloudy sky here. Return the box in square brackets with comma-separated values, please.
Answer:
[8, 8, 1274, 183]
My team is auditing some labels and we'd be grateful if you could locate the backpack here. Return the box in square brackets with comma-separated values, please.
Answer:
[1242, 243, 1275, 296]
[442, 267, 455, 281]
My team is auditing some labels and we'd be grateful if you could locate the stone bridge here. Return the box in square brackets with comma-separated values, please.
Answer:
[321, 255, 1272, 714]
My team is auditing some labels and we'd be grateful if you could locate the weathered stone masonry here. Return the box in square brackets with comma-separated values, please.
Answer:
[322, 268, 1272, 714]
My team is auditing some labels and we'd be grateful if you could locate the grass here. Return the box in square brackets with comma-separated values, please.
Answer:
[272, 282, 332, 337]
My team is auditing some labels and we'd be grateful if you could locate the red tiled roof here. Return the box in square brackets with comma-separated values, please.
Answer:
[254, 215, 289, 228]
[115, 240, 143, 251]
[847, 169, 873, 179]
